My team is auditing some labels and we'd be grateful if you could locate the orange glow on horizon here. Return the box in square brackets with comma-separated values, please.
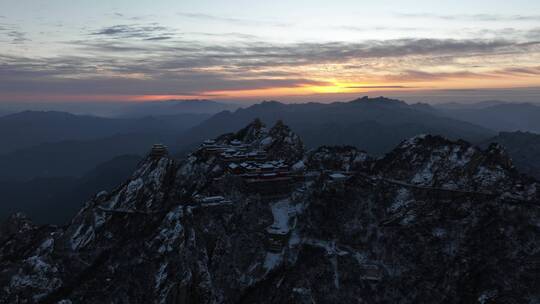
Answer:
[198, 81, 413, 99]
[2, 73, 540, 103]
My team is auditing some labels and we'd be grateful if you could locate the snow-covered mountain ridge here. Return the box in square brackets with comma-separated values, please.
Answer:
[1, 120, 539, 303]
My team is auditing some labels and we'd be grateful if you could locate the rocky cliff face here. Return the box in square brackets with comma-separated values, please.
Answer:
[1, 121, 539, 304]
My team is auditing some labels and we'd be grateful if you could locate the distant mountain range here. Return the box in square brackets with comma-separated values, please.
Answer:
[434, 100, 509, 110]
[0, 133, 173, 181]
[5, 97, 540, 179]
[0, 110, 210, 155]
[116, 99, 240, 117]
[435, 101, 540, 133]
[181, 97, 494, 155]
[0, 155, 141, 224]
[2, 97, 540, 224]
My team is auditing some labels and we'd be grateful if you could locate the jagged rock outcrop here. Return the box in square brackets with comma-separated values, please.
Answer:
[263, 120, 304, 163]
[304, 145, 370, 172]
[1, 122, 539, 304]
[375, 135, 535, 197]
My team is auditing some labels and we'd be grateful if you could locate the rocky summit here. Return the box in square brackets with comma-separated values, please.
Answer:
[1, 120, 539, 304]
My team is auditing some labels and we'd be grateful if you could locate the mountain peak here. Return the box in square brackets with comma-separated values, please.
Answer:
[205, 119, 303, 162]
[349, 96, 406, 106]
[378, 134, 521, 192]
[252, 100, 286, 110]
[265, 120, 304, 163]
[233, 118, 267, 143]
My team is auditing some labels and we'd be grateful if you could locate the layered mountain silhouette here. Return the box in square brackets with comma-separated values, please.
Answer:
[0, 110, 209, 155]
[0, 111, 209, 181]
[182, 97, 494, 155]
[117, 99, 240, 118]
[0, 155, 141, 224]
[3, 96, 540, 227]
[0, 133, 170, 181]
[437, 102, 540, 133]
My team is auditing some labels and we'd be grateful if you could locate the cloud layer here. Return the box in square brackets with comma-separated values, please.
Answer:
[397, 13, 540, 22]
[1, 17, 540, 101]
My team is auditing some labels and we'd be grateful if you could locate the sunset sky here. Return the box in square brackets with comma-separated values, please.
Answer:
[1, 0, 540, 103]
